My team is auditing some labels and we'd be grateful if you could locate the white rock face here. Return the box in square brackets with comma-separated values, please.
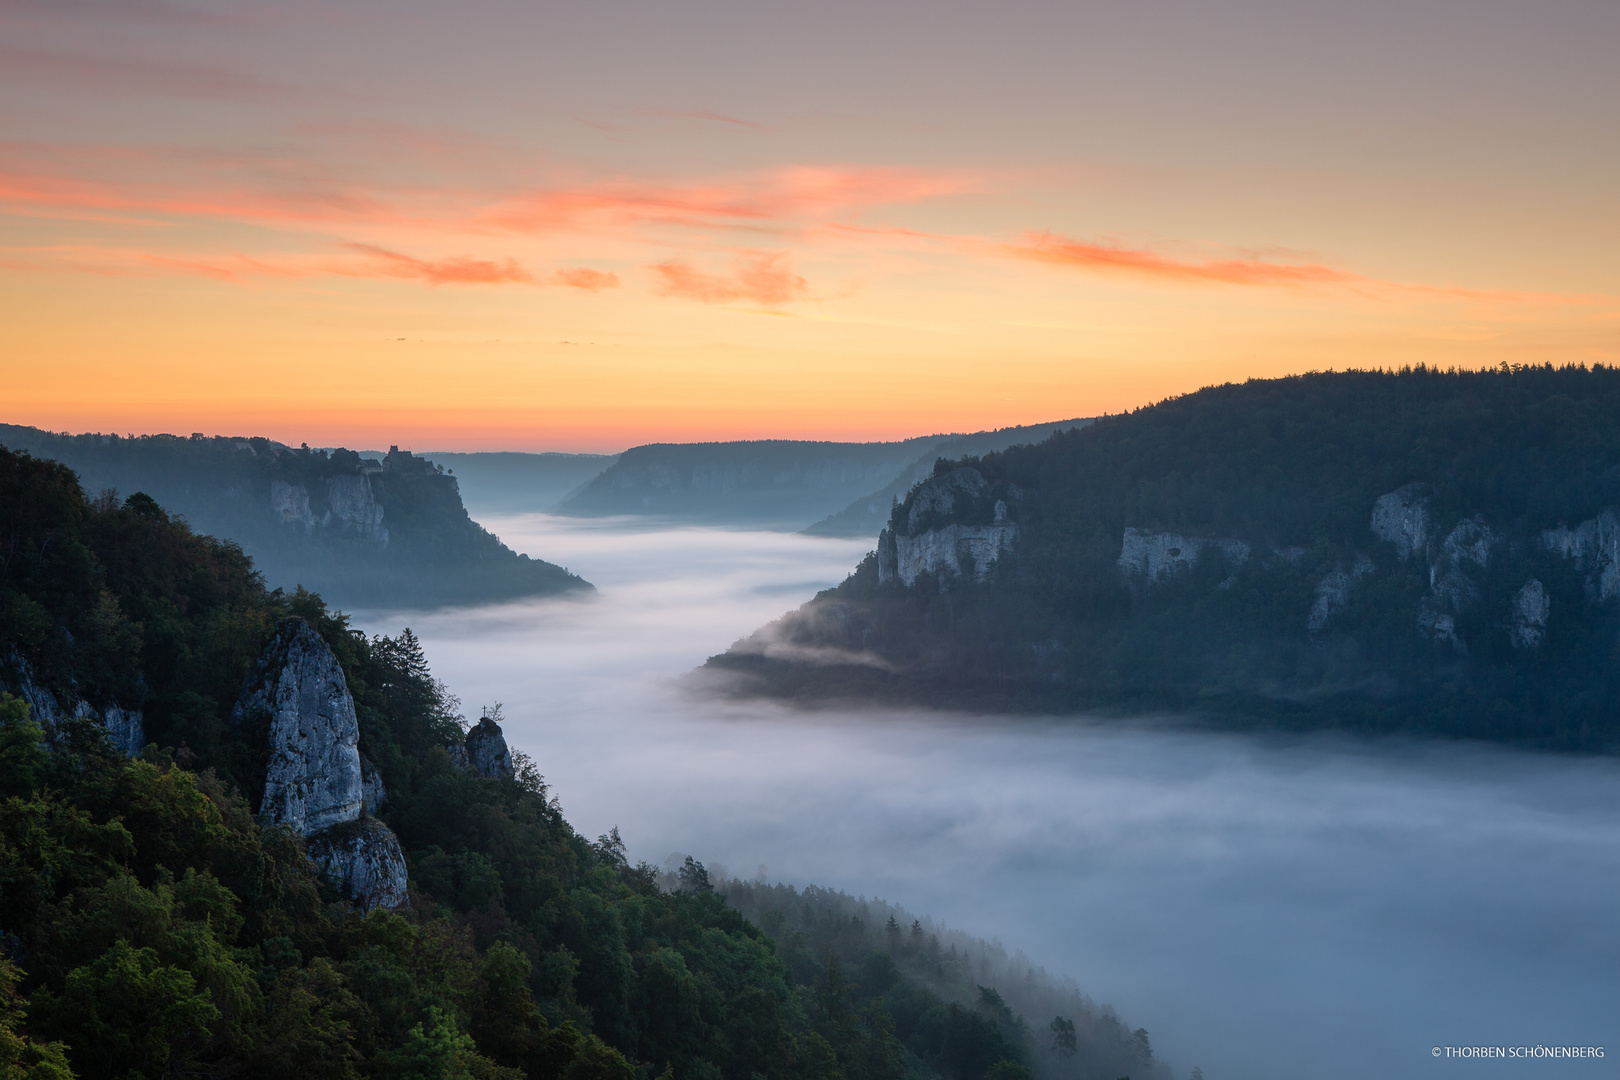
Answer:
[1371, 483, 1430, 559]
[1541, 508, 1620, 601]
[464, 716, 514, 778]
[271, 476, 388, 545]
[326, 475, 389, 546]
[234, 618, 363, 836]
[1117, 528, 1251, 583]
[1308, 554, 1375, 632]
[1511, 579, 1549, 649]
[102, 704, 145, 757]
[2, 650, 143, 756]
[307, 819, 408, 910]
[1440, 516, 1495, 570]
[271, 480, 316, 531]
[880, 523, 1019, 586]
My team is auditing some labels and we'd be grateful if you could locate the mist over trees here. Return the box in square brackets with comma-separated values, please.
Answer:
[718, 879, 1175, 1080]
[1, 444, 1178, 1079]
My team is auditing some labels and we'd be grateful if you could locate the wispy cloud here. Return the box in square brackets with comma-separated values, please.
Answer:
[340, 243, 535, 285]
[485, 166, 981, 235]
[653, 251, 808, 305]
[552, 267, 619, 290]
[1004, 230, 1358, 288]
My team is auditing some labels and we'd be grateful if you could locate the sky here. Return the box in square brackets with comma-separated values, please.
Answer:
[2, 0, 1617, 451]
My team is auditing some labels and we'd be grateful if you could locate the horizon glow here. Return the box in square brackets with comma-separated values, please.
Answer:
[2, 0, 1617, 451]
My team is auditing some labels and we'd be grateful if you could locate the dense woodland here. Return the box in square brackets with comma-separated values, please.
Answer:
[0, 426, 585, 608]
[0, 447, 1125, 1079]
[713, 366, 1620, 751]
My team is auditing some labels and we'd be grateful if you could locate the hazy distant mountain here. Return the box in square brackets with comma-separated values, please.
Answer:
[0, 424, 589, 608]
[552, 436, 961, 528]
[707, 367, 1620, 752]
[802, 418, 1092, 538]
[418, 450, 618, 515]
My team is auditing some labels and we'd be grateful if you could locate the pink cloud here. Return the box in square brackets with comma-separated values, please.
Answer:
[551, 267, 619, 290]
[340, 243, 535, 285]
[1004, 230, 1358, 288]
[652, 251, 808, 305]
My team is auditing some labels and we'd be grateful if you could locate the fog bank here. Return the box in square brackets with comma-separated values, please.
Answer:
[356, 515, 1620, 1080]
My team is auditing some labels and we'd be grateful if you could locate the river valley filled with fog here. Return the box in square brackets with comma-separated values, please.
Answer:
[355, 516, 1620, 1080]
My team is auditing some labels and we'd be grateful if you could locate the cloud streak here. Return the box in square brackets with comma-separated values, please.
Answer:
[653, 251, 808, 306]
[1003, 230, 1359, 288]
[340, 243, 537, 285]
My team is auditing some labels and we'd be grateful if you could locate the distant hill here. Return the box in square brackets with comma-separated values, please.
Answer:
[706, 366, 1620, 751]
[0, 424, 589, 608]
[552, 436, 959, 528]
[803, 419, 1092, 538]
[418, 450, 617, 515]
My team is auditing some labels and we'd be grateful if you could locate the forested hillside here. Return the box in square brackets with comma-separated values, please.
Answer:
[710, 366, 1620, 751]
[553, 438, 953, 528]
[0, 446, 1133, 1079]
[0, 426, 585, 608]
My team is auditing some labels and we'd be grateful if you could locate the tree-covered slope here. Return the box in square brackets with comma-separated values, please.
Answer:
[0, 426, 587, 608]
[553, 438, 955, 528]
[801, 420, 1092, 540]
[709, 366, 1620, 751]
[1, 446, 1132, 1080]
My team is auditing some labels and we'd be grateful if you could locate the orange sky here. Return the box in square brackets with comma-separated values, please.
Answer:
[2, 0, 1616, 451]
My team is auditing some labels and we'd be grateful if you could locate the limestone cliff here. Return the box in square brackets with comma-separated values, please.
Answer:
[1542, 508, 1620, 601]
[877, 468, 1020, 586]
[234, 618, 364, 835]
[1117, 528, 1251, 583]
[271, 474, 389, 545]
[233, 617, 408, 909]
[2, 649, 144, 756]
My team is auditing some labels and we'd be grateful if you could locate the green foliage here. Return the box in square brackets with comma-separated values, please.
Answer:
[2, 457, 1026, 1079]
[0, 960, 74, 1080]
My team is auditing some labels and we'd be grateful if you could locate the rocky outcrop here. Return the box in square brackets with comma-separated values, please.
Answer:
[464, 716, 514, 778]
[102, 704, 145, 757]
[1541, 508, 1620, 601]
[307, 819, 408, 911]
[905, 468, 989, 533]
[1308, 554, 1375, 632]
[234, 619, 408, 908]
[270, 476, 389, 546]
[233, 618, 363, 836]
[1439, 516, 1495, 571]
[876, 468, 1020, 586]
[1415, 517, 1497, 650]
[2, 650, 144, 755]
[326, 475, 389, 544]
[1117, 528, 1251, 583]
[879, 523, 1019, 586]
[1511, 579, 1549, 649]
[1371, 483, 1429, 559]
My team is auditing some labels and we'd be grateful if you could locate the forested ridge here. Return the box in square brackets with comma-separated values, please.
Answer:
[0, 446, 1152, 1079]
[711, 365, 1620, 750]
[0, 425, 585, 609]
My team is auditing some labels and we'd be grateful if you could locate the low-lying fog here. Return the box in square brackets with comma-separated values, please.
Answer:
[356, 516, 1620, 1080]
